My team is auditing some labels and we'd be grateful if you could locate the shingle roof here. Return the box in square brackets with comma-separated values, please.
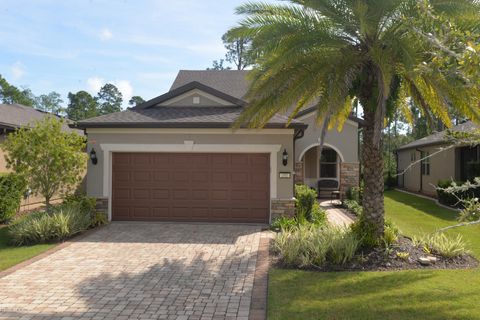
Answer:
[170, 70, 250, 99]
[0, 104, 78, 133]
[76, 107, 306, 129]
[396, 121, 479, 151]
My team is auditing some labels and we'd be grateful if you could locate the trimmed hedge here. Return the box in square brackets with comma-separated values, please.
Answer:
[0, 173, 27, 223]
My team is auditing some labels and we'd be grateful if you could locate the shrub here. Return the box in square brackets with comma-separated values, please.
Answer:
[295, 184, 318, 222]
[91, 212, 108, 227]
[273, 224, 360, 268]
[271, 216, 298, 231]
[382, 220, 400, 247]
[0, 173, 27, 223]
[343, 199, 363, 216]
[8, 204, 92, 246]
[62, 193, 96, 216]
[346, 185, 363, 203]
[414, 233, 469, 258]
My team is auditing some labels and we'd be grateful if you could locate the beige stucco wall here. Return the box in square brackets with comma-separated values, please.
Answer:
[0, 134, 8, 173]
[397, 144, 457, 196]
[85, 128, 295, 200]
[294, 113, 359, 163]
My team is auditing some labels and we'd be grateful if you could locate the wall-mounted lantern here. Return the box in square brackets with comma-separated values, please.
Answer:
[282, 148, 288, 166]
[90, 148, 98, 165]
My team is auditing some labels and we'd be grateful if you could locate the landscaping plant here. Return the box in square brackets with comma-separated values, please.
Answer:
[8, 204, 92, 246]
[0, 173, 27, 223]
[414, 233, 469, 259]
[273, 224, 360, 268]
[2, 117, 87, 209]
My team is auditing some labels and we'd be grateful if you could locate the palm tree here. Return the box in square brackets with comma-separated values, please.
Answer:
[230, 0, 480, 239]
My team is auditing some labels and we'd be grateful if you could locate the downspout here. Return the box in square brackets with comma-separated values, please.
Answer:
[416, 148, 423, 193]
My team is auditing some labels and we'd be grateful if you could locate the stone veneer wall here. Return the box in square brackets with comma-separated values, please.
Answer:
[271, 199, 296, 220]
[294, 161, 304, 184]
[95, 198, 109, 218]
[340, 162, 360, 195]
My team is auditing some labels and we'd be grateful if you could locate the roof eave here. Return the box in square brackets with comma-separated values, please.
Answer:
[73, 122, 307, 130]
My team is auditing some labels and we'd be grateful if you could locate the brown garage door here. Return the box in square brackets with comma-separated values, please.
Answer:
[112, 153, 270, 223]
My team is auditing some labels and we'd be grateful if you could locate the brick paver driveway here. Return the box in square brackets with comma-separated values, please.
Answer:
[0, 223, 267, 320]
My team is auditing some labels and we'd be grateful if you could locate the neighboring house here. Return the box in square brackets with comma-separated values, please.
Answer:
[75, 70, 361, 223]
[0, 103, 83, 210]
[396, 121, 479, 197]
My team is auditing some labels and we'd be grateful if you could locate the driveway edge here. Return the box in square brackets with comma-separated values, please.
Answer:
[0, 225, 104, 279]
[249, 235, 270, 320]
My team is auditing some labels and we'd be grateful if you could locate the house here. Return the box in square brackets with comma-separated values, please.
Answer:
[396, 121, 479, 197]
[75, 70, 361, 223]
[0, 103, 82, 210]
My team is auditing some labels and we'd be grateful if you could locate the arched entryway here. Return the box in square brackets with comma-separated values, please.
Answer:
[298, 144, 343, 190]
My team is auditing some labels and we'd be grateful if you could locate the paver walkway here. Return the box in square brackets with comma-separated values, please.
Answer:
[319, 200, 356, 227]
[0, 223, 266, 320]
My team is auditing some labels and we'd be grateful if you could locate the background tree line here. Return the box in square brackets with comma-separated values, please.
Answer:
[0, 74, 145, 121]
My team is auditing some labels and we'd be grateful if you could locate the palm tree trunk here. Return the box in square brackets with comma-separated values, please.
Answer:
[361, 108, 385, 237]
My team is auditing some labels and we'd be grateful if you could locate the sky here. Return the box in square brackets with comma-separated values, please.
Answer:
[0, 0, 249, 107]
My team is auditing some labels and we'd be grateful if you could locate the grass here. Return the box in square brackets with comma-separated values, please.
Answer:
[0, 226, 55, 271]
[268, 190, 480, 320]
[384, 190, 480, 257]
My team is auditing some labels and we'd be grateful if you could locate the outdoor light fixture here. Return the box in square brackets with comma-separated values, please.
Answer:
[282, 149, 288, 166]
[90, 148, 98, 165]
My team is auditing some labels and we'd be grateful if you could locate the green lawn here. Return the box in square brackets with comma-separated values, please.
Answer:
[269, 190, 480, 320]
[0, 226, 55, 271]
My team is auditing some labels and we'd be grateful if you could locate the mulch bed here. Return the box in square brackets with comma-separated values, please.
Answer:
[272, 236, 478, 272]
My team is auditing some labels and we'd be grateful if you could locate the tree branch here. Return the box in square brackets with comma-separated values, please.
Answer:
[436, 219, 480, 232]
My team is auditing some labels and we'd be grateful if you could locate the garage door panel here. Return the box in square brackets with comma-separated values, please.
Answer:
[132, 207, 151, 218]
[153, 171, 169, 181]
[152, 207, 170, 218]
[132, 188, 150, 200]
[113, 188, 131, 200]
[112, 153, 269, 222]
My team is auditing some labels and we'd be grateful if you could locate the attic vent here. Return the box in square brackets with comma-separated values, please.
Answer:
[193, 96, 200, 104]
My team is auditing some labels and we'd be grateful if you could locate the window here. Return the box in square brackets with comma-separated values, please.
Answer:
[320, 149, 338, 178]
[421, 151, 430, 175]
[410, 151, 416, 162]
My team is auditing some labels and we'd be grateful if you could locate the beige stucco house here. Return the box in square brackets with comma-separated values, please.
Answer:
[396, 121, 479, 197]
[75, 70, 361, 223]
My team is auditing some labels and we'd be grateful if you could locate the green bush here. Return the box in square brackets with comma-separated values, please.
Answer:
[62, 193, 96, 216]
[295, 184, 318, 222]
[91, 212, 108, 227]
[346, 185, 363, 203]
[271, 200, 326, 231]
[382, 220, 400, 247]
[414, 233, 469, 258]
[343, 199, 363, 216]
[0, 173, 27, 223]
[8, 204, 92, 246]
[273, 224, 360, 268]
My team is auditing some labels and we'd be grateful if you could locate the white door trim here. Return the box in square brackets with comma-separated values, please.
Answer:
[100, 143, 282, 221]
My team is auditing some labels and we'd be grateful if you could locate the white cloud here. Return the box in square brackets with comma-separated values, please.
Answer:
[87, 76, 104, 93]
[115, 80, 133, 102]
[86, 77, 133, 106]
[10, 62, 26, 80]
[99, 28, 113, 41]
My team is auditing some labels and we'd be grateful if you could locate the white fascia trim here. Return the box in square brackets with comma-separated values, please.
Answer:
[87, 128, 294, 135]
[100, 143, 282, 221]
[159, 89, 233, 106]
